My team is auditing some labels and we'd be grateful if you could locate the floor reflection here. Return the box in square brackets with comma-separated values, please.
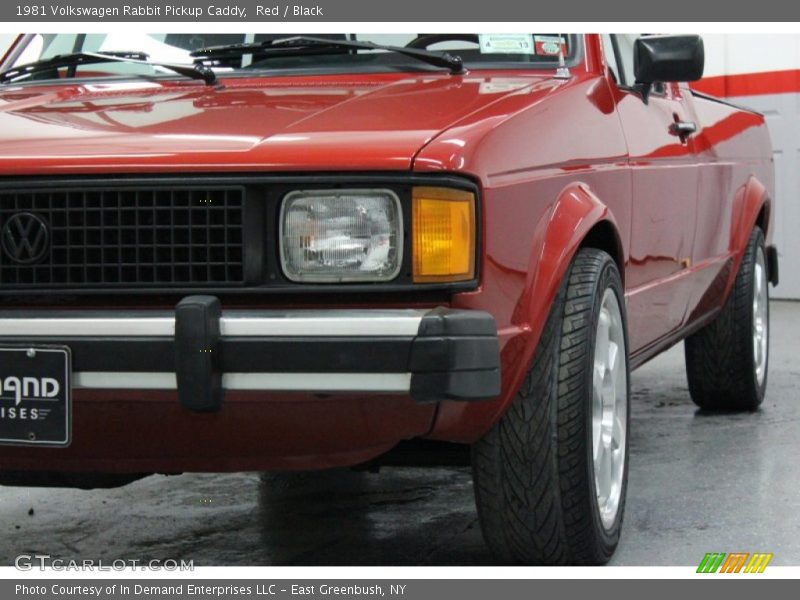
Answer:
[256, 468, 492, 565]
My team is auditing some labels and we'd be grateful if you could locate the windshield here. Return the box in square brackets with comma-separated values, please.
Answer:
[4, 33, 580, 83]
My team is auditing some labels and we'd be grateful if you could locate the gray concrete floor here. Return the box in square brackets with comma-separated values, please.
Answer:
[2, 301, 799, 566]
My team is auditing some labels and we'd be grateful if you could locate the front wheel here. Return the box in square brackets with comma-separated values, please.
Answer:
[471, 248, 630, 565]
[685, 227, 769, 411]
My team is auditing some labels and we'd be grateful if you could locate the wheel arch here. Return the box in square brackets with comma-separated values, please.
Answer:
[731, 176, 770, 252]
[517, 182, 626, 332]
[726, 175, 773, 295]
[427, 181, 627, 443]
[579, 219, 626, 286]
[755, 200, 770, 237]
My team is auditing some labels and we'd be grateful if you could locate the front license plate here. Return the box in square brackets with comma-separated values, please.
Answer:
[0, 346, 71, 447]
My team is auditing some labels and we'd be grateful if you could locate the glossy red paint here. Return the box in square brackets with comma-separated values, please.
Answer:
[0, 390, 437, 472]
[0, 73, 552, 175]
[0, 34, 775, 470]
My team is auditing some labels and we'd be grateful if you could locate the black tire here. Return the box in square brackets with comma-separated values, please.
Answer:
[471, 248, 630, 565]
[684, 227, 769, 411]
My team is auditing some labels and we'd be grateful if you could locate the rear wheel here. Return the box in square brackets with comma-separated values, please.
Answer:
[685, 227, 769, 411]
[471, 248, 630, 565]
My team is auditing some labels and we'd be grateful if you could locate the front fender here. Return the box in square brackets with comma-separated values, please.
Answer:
[428, 182, 624, 443]
[516, 182, 622, 333]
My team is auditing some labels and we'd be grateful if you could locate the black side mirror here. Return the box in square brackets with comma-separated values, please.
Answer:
[633, 35, 704, 101]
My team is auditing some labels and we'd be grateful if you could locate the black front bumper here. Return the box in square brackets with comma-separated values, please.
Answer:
[0, 299, 501, 411]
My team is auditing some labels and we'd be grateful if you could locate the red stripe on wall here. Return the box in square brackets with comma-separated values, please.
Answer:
[691, 69, 800, 97]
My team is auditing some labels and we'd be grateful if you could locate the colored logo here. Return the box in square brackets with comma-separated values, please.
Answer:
[1, 212, 50, 265]
[697, 552, 773, 573]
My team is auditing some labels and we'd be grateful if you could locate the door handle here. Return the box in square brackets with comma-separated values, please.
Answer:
[670, 120, 697, 140]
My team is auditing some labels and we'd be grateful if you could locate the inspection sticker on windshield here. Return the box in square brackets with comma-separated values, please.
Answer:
[534, 36, 568, 56]
[478, 35, 535, 54]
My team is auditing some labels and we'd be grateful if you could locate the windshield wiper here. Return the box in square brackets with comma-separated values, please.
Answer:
[0, 51, 218, 86]
[191, 36, 465, 75]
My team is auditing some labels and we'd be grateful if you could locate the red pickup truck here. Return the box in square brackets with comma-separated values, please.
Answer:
[0, 33, 776, 565]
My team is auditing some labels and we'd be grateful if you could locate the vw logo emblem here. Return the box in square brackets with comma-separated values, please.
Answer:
[1, 212, 50, 265]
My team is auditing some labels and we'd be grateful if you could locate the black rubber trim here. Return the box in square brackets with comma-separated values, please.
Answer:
[411, 307, 500, 402]
[409, 337, 499, 372]
[0, 337, 173, 372]
[0, 304, 501, 403]
[417, 305, 498, 336]
[0, 336, 412, 374]
[767, 245, 779, 286]
[174, 295, 222, 412]
[411, 369, 501, 403]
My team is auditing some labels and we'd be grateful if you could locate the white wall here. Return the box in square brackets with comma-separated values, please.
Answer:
[0, 34, 16, 58]
[699, 34, 800, 299]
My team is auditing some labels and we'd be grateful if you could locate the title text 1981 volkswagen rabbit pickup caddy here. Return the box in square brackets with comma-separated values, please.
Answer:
[0, 33, 777, 564]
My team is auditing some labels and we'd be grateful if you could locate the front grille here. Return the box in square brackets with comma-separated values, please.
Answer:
[0, 188, 244, 289]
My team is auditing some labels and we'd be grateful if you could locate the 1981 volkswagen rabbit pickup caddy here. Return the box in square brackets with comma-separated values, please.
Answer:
[0, 33, 778, 564]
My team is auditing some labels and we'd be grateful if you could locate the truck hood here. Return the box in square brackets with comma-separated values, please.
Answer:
[0, 73, 548, 175]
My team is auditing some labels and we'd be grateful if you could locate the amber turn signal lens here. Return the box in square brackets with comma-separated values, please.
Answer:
[412, 186, 476, 283]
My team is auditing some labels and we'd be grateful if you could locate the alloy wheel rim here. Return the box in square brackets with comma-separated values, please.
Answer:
[592, 288, 627, 531]
[753, 247, 769, 386]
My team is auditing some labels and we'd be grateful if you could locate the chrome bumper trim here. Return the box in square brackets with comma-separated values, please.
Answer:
[0, 309, 427, 338]
[72, 372, 412, 393]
